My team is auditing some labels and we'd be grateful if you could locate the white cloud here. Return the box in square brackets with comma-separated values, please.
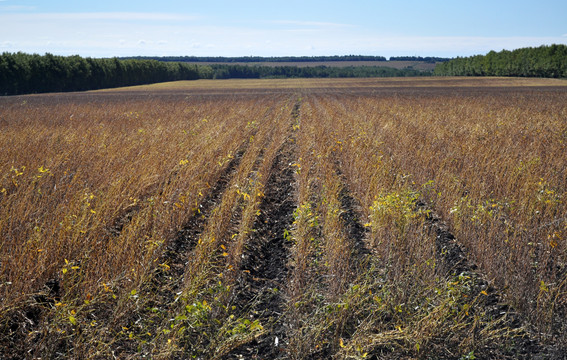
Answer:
[0, 10, 565, 57]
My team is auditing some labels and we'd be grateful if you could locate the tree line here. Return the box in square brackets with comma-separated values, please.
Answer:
[434, 44, 567, 78]
[0, 52, 210, 95]
[122, 55, 389, 63]
[0, 52, 432, 95]
[208, 64, 429, 79]
[389, 56, 450, 63]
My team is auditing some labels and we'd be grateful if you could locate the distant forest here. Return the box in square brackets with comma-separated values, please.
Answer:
[0, 52, 430, 95]
[2, 45, 565, 95]
[122, 55, 450, 63]
[0, 53, 206, 96]
[434, 44, 567, 78]
[389, 56, 449, 63]
[122, 55, 389, 62]
[207, 64, 428, 79]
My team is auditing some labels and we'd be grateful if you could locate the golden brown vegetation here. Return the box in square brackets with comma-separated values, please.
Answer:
[0, 78, 566, 359]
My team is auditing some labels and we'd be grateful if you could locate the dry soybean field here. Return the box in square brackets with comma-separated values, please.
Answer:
[1, 77, 567, 359]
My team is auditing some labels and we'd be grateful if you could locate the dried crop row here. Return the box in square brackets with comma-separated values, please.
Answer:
[284, 93, 543, 359]
[110, 95, 299, 359]
[280, 97, 382, 359]
[321, 90, 567, 350]
[0, 94, 284, 358]
[110, 141, 249, 358]
[226, 101, 299, 358]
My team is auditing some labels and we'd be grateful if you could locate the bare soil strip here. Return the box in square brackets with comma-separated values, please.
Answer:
[420, 202, 553, 358]
[334, 167, 372, 271]
[0, 146, 250, 359]
[226, 107, 298, 359]
[164, 148, 246, 291]
[113, 146, 249, 355]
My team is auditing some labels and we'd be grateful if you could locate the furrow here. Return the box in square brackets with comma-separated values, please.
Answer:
[225, 104, 299, 359]
[334, 164, 372, 272]
[163, 146, 246, 288]
[420, 202, 547, 358]
[114, 144, 249, 356]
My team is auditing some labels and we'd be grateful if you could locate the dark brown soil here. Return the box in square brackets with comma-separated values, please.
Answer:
[164, 147, 246, 283]
[113, 146, 249, 356]
[225, 108, 298, 359]
[419, 201, 555, 359]
[335, 166, 372, 269]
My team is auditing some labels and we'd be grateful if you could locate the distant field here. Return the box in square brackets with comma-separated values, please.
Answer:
[180, 60, 438, 70]
[1, 77, 566, 359]
[96, 76, 567, 93]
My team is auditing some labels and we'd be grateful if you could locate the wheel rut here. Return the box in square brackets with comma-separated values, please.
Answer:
[225, 103, 299, 359]
[334, 165, 372, 271]
[159, 146, 246, 294]
[115, 145, 249, 355]
[420, 202, 549, 358]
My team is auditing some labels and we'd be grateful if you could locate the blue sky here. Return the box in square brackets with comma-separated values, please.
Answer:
[1, 0, 566, 58]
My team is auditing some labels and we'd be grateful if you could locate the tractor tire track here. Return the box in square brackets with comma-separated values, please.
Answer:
[113, 145, 249, 356]
[160, 146, 246, 290]
[419, 202, 550, 358]
[5, 143, 251, 359]
[334, 164, 372, 272]
[224, 105, 299, 359]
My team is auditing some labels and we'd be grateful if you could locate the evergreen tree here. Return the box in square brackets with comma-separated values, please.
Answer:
[435, 45, 567, 78]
